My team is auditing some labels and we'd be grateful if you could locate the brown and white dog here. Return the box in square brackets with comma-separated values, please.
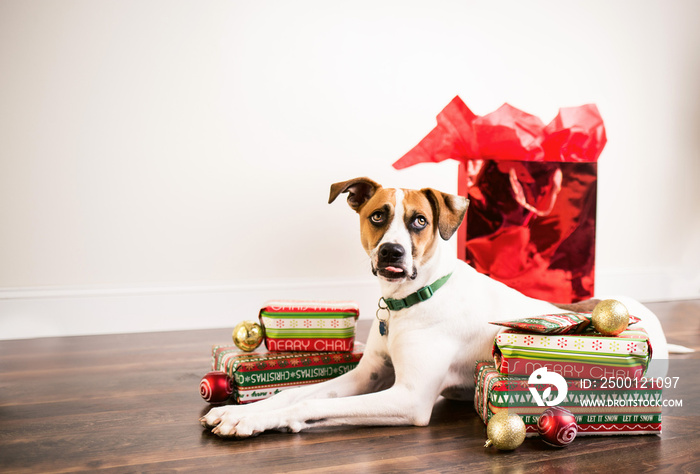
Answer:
[200, 177, 671, 438]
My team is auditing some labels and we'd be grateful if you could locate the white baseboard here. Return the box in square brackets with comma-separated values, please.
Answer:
[1, 268, 698, 341]
[0, 278, 381, 341]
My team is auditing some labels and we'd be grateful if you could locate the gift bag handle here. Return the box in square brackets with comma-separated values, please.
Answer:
[509, 167, 563, 217]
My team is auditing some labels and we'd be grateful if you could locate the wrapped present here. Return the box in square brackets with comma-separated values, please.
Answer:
[393, 97, 606, 303]
[475, 362, 662, 436]
[493, 327, 652, 380]
[490, 311, 641, 335]
[259, 300, 360, 352]
[211, 343, 363, 404]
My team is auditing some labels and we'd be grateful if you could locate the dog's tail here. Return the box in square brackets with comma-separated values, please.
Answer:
[667, 343, 695, 354]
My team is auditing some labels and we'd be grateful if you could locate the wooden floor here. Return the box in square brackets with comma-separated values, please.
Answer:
[1, 300, 699, 473]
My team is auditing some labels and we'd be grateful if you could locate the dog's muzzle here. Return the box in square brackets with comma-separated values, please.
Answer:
[374, 243, 417, 280]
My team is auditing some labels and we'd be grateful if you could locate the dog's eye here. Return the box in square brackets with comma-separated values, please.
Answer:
[412, 215, 427, 230]
[370, 211, 385, 225]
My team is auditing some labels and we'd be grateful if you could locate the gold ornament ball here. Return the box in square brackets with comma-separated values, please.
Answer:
[484, 411, 526, 450]
[591, 299, 629, 336]
[232, 321, 264, 352]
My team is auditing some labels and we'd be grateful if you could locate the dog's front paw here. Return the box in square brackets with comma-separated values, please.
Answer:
[200, 405, 230, 429]
[200, 406, 265, 439]
[214, 415, 263, 438]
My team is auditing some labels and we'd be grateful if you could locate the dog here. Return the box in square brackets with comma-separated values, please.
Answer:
[201, 177, 672, 438]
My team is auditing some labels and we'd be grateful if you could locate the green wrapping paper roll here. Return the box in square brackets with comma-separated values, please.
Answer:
[259, 300, 360, 352]
[493, 326, 652, 380]
[211, 343, 364, 404]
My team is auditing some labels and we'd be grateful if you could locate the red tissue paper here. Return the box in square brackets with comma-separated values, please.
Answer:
[394, 96, 605, 168]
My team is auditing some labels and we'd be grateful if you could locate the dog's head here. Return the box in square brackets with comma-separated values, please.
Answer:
[328, 177, 468, 283]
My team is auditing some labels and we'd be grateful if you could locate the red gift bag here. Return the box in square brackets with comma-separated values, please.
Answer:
[393, 97, 606, 303]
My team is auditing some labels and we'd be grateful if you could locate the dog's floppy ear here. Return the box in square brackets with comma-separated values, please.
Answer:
[328, 177, 382, 212]
[422, 188, 469, 240]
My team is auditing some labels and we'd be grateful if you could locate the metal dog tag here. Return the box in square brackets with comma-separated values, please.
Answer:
[376, 298, 390, 337]
[379, 320, 388, 337]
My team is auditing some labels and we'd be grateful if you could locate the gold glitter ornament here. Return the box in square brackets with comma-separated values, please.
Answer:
[484, 411, 526, 450]
[591, 299, 629, 336]
[232, 321, 264, 352]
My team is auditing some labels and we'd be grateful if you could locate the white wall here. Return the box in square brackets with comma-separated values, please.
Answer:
[1, 0, 699, 339]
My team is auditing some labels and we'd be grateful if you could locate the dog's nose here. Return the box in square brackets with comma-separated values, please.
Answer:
[378, 243, 405, 262]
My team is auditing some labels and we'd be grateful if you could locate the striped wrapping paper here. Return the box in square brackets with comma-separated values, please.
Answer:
[259, 300, 360, 352]
[493, 326, 652, 380]
[490, 311, 641, 335]
[474, 362, 662, 436]
[211, 343, 364, 404]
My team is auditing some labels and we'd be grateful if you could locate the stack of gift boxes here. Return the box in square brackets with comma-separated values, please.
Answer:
[475, 312, 663, 435]
[208, 301, 364, 404]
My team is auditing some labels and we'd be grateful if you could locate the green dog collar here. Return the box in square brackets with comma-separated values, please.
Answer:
[382, 272, 453, 311]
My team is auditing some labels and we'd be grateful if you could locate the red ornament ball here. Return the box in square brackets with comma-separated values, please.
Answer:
[199, 371, 234, 404]
[537, 406, 578, 447]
